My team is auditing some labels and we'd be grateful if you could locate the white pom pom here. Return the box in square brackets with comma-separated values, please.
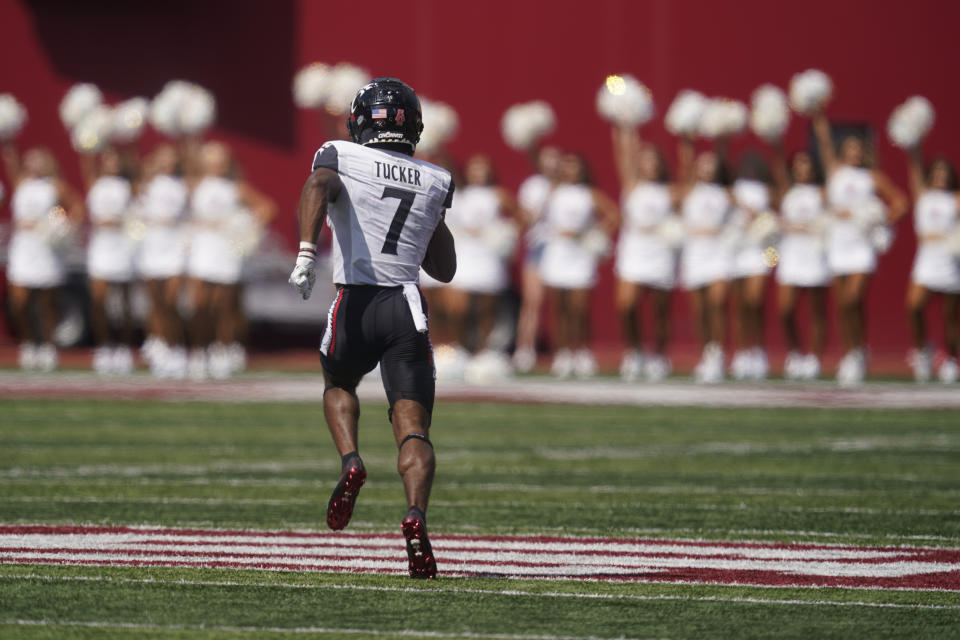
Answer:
[418, 98, 459, 155]
[150, 81, 192, 137]
[749, 84, 789, 141]
[60, 83, 103, 130]
[0, 94, 28, 141]
[500, 100, 556, 151]
[747, 211, 781, 245]
[789, 69, 833, 115]
[582, 227, 612, 257]
[292, 62, 333, 109]
[433, 344, 471, 381]
[887, 96, 935, 149]
[665, 90, 707, 136]
[325, 63, 371, 115]
[656, 215, 685, 249]
[851, 196, 887, 230]
[595, 74, 654, 127]
[71, 105, 114, 153]
[699, 98, 747, 138]
[481, 218, 518, 259]
[870, 225, 894, 254]
[111, 97, 149, 143]
[463, 350, 514, 385]
[36, 206, 76, 249]
[178, 85, 217, 135]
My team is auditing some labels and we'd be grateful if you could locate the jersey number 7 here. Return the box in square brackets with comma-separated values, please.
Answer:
[380, 187, 416, 255]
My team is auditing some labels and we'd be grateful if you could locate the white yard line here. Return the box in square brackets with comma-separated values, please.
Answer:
[3, 574, 959, 611]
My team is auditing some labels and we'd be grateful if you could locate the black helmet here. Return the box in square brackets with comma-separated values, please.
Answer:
[347, 77, 424, 152]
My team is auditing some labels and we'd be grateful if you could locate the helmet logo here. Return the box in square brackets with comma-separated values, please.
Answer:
[372, 108, 388, 120]
[396, 109, 405, 126]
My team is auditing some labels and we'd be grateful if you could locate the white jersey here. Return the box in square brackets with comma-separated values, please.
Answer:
[912, 189, 960, 292]
[8, 177, 65, 288]
[826, 165, 877, 275]
[187, 176, 245, 285]
[616, 182, 676, 288]
[140, 174, 188, 225]
[87, 176, 132, 224]
[447, 185, 509, 293]
[137, 175, 189, 280]
[87, 176, 136, 282]
[680, 182, 732, 289]
[539, 183, 598, 289]
[312, 140, 454, 287]
[731, 179, 772, 278]
[777, 184, 831, 287]
[12, 177, 57, 225]
[517, 173, 552, 250]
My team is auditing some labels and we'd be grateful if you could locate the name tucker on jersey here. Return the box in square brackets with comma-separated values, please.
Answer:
[373, 160, 422, 187]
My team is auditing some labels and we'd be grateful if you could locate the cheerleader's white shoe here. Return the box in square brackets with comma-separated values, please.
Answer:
[207, 343, 233, 380]
[512, 347, 537, 374]
[573, 349, 596, 379]
[35, 344, 58, 373]
[187, 349, 208, 381]
[550, 349, 574, 379]
[619, 349, 643, 381]
[783, 351, 804, 380]
[837, 349, 866, 387]
[907, 348, 932, 383]
[938, 358, 959, 384]
[750, 347, 769, 381]
[19, 343, 38, 371]
[93, 346, 113, 375]
[643, 354, 671, 382]
[801, 354, 821, 380]
[729, 350, 749, 380]
[694, 343, 724, 384]
[227, 343, 247, 375]
[111, 346, 134, 375]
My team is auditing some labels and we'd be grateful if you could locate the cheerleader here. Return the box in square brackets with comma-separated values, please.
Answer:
[185, 141, 276, 379]
[772, 146, 830, 379]
[810, 111, 908, 384]
[137, 144, 190, 378]
[610, 124, 678, 381]
[728, 152, 775, 380]
[677, 137, 734, 383]
[443, 154, 521, 353]
[902, 149, 960, 383]
[2, 142, 83, 371]
[77, 147, 138, 375]
[512, 145, 561, 372]
[540, 152, 619, 378]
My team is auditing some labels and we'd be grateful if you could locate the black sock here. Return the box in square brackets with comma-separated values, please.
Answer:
[341, 451, 360, 470]
[406, 505, 425, 522]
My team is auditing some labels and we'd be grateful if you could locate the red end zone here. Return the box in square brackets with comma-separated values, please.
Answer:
[1, 525, 958, 591]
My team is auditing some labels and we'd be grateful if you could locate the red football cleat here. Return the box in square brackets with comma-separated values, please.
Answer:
[401, 513, 437, 579]
[326, 459, 366, 531]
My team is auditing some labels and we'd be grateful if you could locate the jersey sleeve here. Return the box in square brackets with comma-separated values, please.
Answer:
[442, 176, 456, 209]
[311, 143, 339, 173]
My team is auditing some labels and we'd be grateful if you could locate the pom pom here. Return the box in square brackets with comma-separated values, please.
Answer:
[463, 350, 514, 385]
[227, 208, 264, 257]
[325, 63, 371, 116]
[582, 227, 612, 258]
[698, 98, 747, 139]
[433, 343, 471, 381]
[789, 69, 833, 115]
[111, 97, 149, 143]
[870, 225, 895, 254]
[501, 100, 556, 151]
[595, 74, 654, 127]
[850, 196, 887, 230]
[292, 62, 333, 109]
[36, 205, 75, 250]
[60, 83, 103, 130]
[150, 81, 217, 137]
[178, 85, 217, 135]
[481, 218, 518, 259]
[656, 215, 685, 249]
[0, 94, 28, 141]
[665, 90, 707, 136]
[887, 96, 935, 149]
[71, 105, 114, 153]
[417, 98, 459, 155]
[749, 84, 789, 141]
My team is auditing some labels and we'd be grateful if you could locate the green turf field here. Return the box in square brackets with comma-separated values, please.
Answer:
[1, 398, 959, 639]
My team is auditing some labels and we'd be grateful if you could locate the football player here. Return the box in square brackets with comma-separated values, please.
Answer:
[289, 78, 456, 579]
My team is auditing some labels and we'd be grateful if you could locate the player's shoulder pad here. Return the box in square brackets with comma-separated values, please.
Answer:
[311, 142, 341, 173]
[443, 174, 456, 209]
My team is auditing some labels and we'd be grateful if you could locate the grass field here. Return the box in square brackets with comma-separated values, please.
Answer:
[1, 395, 959, 638]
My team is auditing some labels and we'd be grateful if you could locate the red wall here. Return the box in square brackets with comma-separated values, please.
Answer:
[2, 0, 959, 358]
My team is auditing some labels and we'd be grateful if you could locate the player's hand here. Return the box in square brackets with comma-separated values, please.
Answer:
[289, 243, 317, 300]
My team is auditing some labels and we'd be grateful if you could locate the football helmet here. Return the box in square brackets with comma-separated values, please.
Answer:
[347, 77, 424, 151]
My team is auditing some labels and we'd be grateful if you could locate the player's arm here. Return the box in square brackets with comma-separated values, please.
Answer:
[811, 110, 838, 177]
[289, 167, 342, 299]
[421, 215, 456, 283]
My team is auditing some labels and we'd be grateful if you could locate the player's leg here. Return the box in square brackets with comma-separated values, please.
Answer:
[322, 369, 367, 531]
[514, 262, 545, 370]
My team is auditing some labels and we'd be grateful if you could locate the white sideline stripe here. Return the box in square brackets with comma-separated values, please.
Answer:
[6, 550, 956, 578]
[3, 574, 960, 611]
[0, 619, 634, 640]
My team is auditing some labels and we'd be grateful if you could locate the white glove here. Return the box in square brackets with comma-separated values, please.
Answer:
[289, 242, 317, 300]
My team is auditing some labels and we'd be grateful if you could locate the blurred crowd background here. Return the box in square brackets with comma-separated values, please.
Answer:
[1, 0, 958, 382]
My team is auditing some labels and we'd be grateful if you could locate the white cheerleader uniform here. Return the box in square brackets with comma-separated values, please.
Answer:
[137, 175, 189, 280]
[911, 189, 960, 293]
[539, 184, 598, 290]
[731, 179, 772, 279]
[680, 182, 732, 290]
[7, 178, 66, 289]
[518, 173, 551, 266]
[776, 184, 831, 287]
[826, 165, 877, 275]
[447, 185, 509, 294]
[86, 176, 135, 283]
[615, 182, 676, 289]
[187, 176, 244, 285]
